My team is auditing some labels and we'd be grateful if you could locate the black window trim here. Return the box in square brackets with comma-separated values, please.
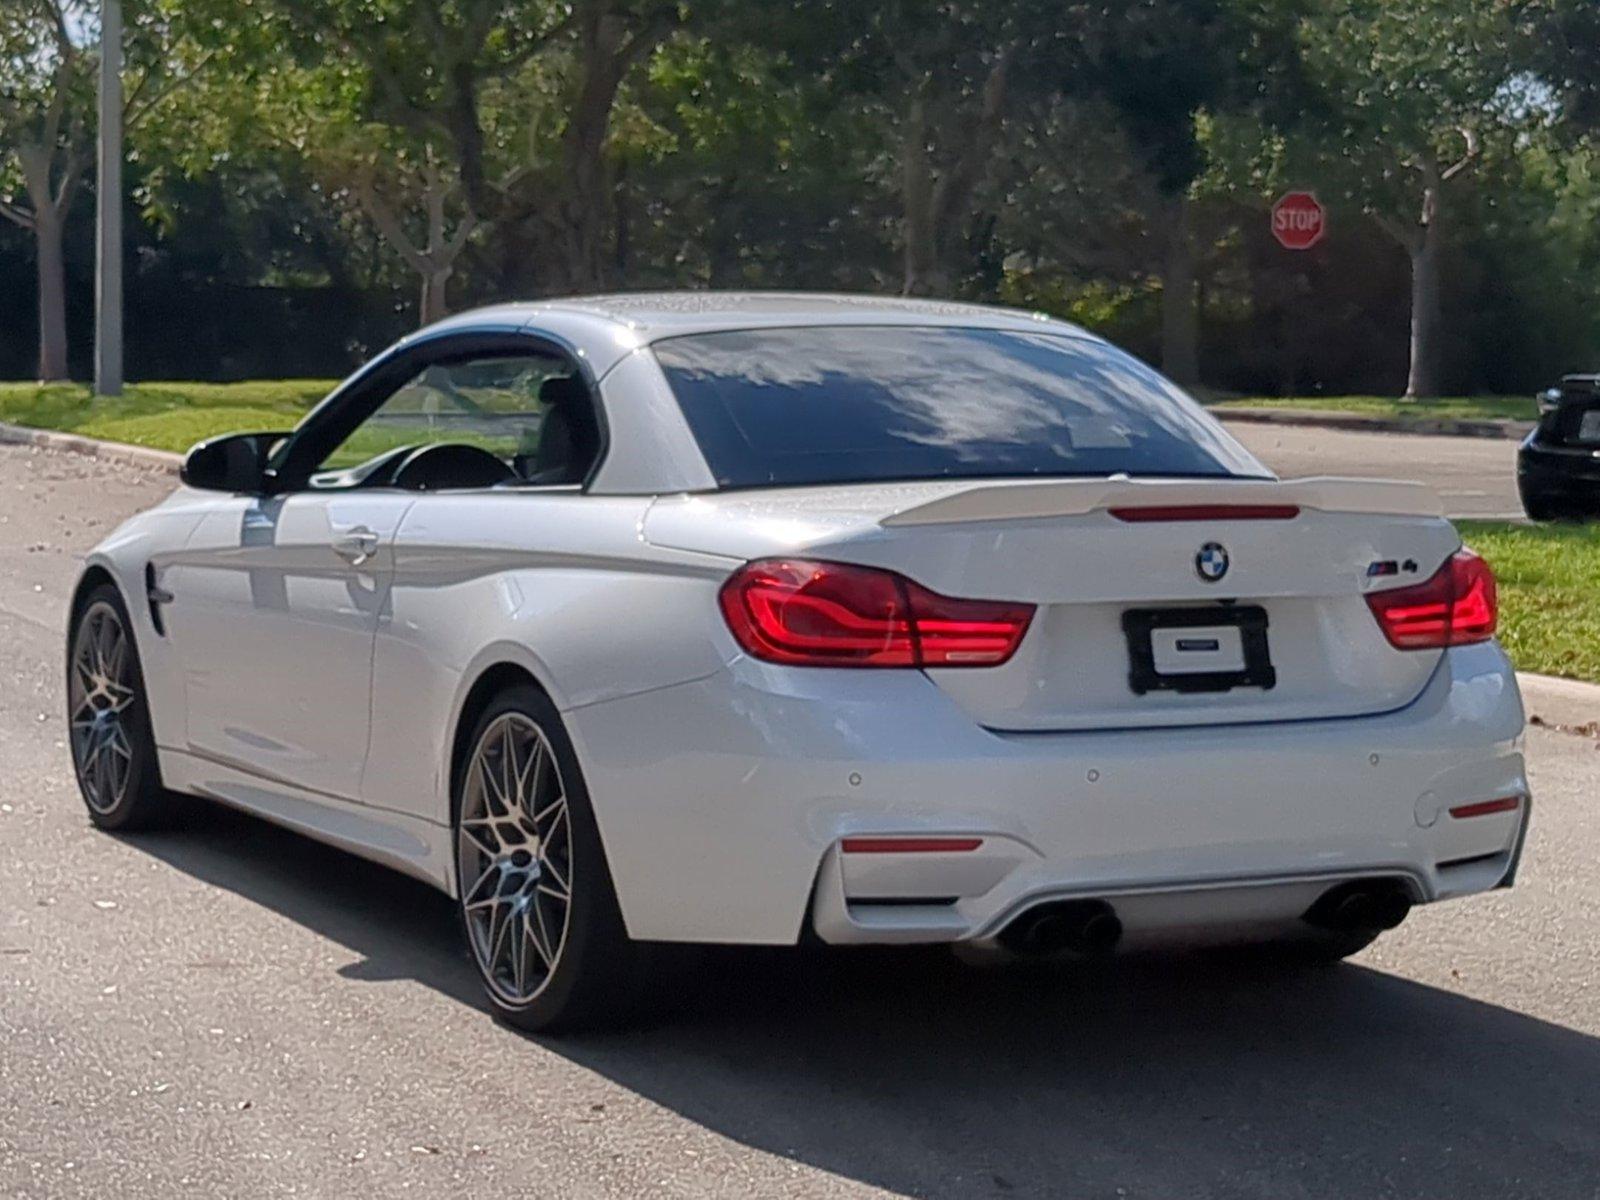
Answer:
[265, 327, 610, 494]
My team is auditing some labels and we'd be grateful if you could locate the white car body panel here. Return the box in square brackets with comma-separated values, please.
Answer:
[162, 492, 416, 798]
[68, 293, 1530, 951]
[361, 492, 735, 827]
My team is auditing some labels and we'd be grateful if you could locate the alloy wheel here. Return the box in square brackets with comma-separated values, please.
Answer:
[457, 713, 574, 1006]
[68, 602, 138, 815]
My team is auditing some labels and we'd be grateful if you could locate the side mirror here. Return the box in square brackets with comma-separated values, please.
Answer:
[179, 432, 290, 493]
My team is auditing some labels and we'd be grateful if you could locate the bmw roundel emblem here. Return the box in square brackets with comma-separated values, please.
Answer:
[1195, 542, 1230, 583]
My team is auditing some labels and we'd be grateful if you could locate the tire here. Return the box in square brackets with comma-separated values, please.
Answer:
[1521, 494, 1564, 523]
[452, 683, 648, 1033]
[66, 584, 174, 831]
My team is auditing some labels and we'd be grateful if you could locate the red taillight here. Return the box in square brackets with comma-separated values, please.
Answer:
[1366, 549, 1498, 650]
[718, 559, 1034, 668]
[1448, 796, 1521, 819]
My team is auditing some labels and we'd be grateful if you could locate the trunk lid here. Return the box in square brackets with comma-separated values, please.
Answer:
[644, 477, 1460, 732]
[1538, 374, 1600, 447]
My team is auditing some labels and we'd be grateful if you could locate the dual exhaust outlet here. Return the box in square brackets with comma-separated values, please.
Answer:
[996, 879, 1413, 957]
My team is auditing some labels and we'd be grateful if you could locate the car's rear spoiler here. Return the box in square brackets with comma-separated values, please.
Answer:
[880, 476, 1443, 527]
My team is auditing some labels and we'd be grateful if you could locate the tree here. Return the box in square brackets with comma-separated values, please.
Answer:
[1297, 0, 1533, 397]
[625, 35, 887, 288]
[259, 0, 686, 299]
[0, 1, 95, 380]
[0, 0, 215, 380]
[762, 1, 1065, 298]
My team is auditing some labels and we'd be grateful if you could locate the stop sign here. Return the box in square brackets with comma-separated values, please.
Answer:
[1272, 191, 1327, 251]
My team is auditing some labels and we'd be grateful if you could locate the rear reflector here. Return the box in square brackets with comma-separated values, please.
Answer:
[840, 837, 984, 854]
[1108, 504, 1301, 523]
[1366, 549, 1498, 650]
[719, 559, 1033, 668]
[1448, 796, 1521, 819]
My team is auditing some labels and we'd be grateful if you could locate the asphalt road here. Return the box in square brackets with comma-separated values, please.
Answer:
[1224, 420, 1524, 519]
[2, 439, 1594, 1200]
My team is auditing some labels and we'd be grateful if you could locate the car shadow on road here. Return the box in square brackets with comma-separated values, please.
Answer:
[129, 801, 1599, 1200]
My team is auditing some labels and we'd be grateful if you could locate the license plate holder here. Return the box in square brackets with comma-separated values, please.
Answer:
[1122, 605, 1276, 695]
[1578, 409, 1600, 443]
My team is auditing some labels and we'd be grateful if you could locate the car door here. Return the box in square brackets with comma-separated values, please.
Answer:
[163, 331, 579, 805]
[163, 488, 415, 801]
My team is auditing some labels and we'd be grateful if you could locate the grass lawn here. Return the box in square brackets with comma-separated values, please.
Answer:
[0, 381, 335, 454]
[1458, 521, 1600, 684]
[1208, 394, 1535, 423]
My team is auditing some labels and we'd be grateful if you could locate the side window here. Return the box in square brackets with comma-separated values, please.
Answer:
[312, 353, 601, 488]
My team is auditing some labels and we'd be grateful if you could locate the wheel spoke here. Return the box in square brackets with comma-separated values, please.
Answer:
[107, 631, 128, 683]
[500, 724, 519, 814]
[95, 613, 115, 678]
[529, 899, 555, 967]
[509, 907, 528, 995]
[462, 859, 500, 905]
[539, 850, 570, 899]
[532, 793, 566, 828]
[536, 877, 570, 903]
[477, 753, 508, 817]
[486, 898, 513, 977]
[72, 659, 97, 703]
[459, 820, 500, 862]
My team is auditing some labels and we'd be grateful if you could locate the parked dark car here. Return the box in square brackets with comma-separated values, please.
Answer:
[1519, 375, 1600, 520]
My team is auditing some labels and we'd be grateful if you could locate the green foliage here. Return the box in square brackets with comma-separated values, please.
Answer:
[1457, 520, 1600, 683]
[0, 380, 332, 451]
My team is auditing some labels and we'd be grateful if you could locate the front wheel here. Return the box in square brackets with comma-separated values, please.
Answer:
[453, 684, 648, 1032]
[67, 585, 173, 830]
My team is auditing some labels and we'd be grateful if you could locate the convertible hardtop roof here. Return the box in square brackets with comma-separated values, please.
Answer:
[418, 291, 1094, 373]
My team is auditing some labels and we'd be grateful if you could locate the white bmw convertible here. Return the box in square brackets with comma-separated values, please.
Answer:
[67, 293, 1530, 1030]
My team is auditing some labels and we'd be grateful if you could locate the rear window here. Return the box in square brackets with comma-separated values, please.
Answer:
[652, 326, 1265, 489]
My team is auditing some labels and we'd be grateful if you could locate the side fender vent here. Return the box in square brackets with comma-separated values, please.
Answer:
[144, 563, 170, 637]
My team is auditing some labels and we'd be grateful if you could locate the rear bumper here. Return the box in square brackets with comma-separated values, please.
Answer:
[564, 642, 1528, 946]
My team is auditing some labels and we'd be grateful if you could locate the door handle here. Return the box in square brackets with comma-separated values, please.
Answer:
[331, 526, 380, 565]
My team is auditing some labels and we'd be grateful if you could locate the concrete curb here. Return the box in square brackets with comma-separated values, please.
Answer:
[0, 420, 181, 475]
[1518, 673, 1600, 738]
[1215, 407, 1534, 442]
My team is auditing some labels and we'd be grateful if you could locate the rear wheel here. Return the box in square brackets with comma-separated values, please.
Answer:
[67, 586, 173, 830]
[453, 684, 647, 1032]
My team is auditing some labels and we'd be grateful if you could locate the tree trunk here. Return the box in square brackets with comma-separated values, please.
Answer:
[34, 209, 70, 383]
[558, 10, 632, 293]
[900, 98, 942, 296]
[1160, 196, 1200, 387]
[420, 267, 452, 326]
[1404, 223, 1441, 399]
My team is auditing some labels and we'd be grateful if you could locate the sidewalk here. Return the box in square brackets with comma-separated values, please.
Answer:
[1520, 673, 1600, 738]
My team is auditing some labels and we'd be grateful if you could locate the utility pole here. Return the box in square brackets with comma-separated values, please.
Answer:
[95, 0, 124, 397]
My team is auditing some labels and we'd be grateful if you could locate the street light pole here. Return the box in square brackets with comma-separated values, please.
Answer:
[94, 0, 124, 397]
